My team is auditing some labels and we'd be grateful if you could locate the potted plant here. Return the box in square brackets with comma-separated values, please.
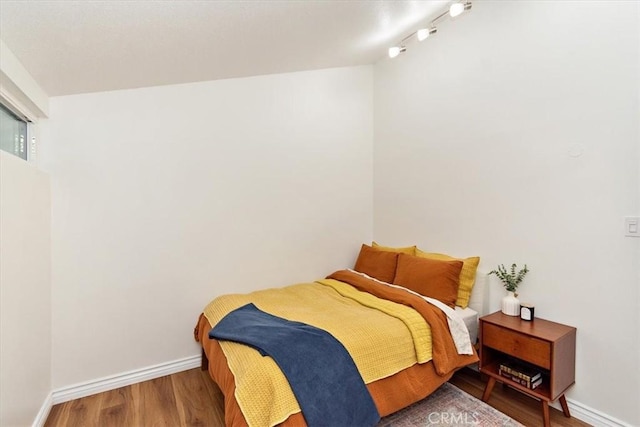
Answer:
[489, 263, 529, 316]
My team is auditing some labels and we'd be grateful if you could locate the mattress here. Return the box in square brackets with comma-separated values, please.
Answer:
[455, 306, 479, 344]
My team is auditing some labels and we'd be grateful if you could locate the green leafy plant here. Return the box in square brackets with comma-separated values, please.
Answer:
[489, 263, 529, 294]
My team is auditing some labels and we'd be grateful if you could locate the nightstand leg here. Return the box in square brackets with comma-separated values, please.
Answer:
[541, 400, 550, 427]
[559, 395, 571, 417]
[481, 377, 496, 402]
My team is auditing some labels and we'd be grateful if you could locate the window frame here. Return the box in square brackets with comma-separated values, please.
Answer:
[0, 95, 36, 162]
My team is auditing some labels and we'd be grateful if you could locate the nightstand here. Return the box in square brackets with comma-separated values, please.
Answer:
[479, 311, 576, 427]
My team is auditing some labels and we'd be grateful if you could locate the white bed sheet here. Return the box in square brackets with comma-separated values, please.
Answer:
[455, 306, 479, 344]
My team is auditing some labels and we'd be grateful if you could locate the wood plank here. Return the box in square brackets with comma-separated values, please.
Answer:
[172, 368, 224, 426]
[96, 385, 135, 426]
[196, 369, 226, 425]
[131, 374, 181, 426]
[43, 402, 63, 427]
[63, 393, 101, 426]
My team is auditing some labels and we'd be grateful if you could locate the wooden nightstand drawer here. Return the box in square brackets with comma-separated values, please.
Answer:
[482, 323, 551, 369]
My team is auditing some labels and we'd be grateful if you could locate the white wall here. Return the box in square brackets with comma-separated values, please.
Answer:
[374, 1, 639, 425]
[0, 152, 52, 426]
[38, 66, 374, 389]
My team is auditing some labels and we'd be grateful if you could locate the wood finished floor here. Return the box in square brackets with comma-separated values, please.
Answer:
[45, 367, 591, 426]
[44, 368, 224, 427]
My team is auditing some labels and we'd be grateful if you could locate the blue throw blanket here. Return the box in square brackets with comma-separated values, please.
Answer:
[209, 303, 380, 427]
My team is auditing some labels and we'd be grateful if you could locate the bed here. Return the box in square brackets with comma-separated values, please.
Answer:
[194, 244, 488, 426]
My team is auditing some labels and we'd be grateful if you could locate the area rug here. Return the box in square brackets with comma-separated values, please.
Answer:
[377, 382, 524, 427]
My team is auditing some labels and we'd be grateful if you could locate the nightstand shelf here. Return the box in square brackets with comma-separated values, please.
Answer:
[479, 312, 576, 427]
[481, 358, 551, 399]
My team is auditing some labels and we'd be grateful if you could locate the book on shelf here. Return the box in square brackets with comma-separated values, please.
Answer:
[499, 369, 544, 389]
[498, 359, 543, 386]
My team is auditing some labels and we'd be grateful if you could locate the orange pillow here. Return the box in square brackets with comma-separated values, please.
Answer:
[353, 244, 399, 283]
[393, 254, 463, 308]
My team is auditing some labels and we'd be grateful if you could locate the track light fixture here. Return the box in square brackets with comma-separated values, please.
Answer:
[388, 1, 471, 59]
[450, 1, 472, 18]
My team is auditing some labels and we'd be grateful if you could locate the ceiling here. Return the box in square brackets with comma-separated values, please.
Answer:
[0, 0, 449, 97]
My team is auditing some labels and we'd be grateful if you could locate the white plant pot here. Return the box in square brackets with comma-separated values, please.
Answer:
[501, 291, 520, 316]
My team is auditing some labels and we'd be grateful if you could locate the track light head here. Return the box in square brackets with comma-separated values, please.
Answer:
[450, 1, 472, 18]
[388, 46, 407, 58]
[416, 27, 437, 42]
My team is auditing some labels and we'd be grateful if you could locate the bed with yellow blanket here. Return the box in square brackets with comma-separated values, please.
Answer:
[194, 268, 482, 426]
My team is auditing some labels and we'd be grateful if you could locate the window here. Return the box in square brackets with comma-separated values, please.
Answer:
[0, 103, 28, 160]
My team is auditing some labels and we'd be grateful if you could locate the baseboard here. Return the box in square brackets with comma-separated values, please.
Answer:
[51, 354, 201, 405]
[563, 398, 633, 427]
[32, 391, 53, 427]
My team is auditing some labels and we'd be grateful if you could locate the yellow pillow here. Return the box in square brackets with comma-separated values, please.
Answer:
[416, 249, 480, 309]
[372, 241, 417, 255]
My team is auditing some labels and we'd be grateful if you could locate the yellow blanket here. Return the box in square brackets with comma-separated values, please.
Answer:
[202, 279, 433, 427]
